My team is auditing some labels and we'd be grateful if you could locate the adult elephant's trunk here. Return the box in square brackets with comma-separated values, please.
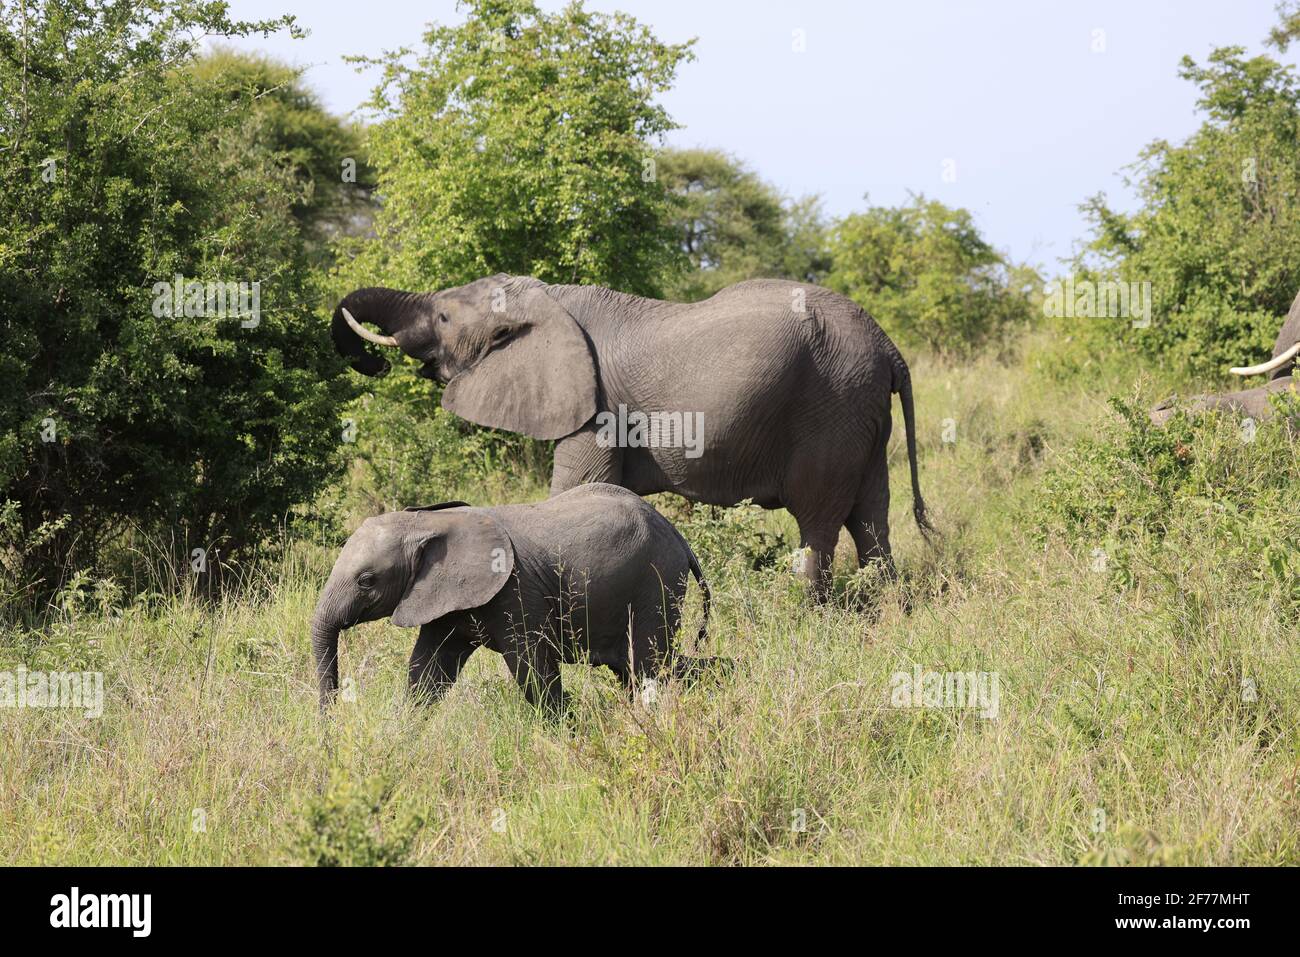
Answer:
[330, 287, 425, 377]
[310, 610, 341, 710]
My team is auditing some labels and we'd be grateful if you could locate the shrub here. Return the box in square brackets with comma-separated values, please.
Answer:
[342, 374, 550, 514]
[825, 195, 1038, 356]
[0, 2, 359, 604]
[1079, 47, 1300, 378]
[1035, 394, 1300, 605]
[291, 772, 423, 867]
[655, 497, 793, 576]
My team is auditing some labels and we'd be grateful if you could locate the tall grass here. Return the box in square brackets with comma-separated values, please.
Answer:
[2, 335, 1296, 865]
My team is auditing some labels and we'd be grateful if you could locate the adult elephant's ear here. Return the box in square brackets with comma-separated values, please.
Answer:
[392, 512, 514, 628]
[442, 281, 597, 440]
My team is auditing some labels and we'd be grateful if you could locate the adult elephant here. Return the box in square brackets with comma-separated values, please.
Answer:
[331, 274, 932, 596]
[1151, 287, 1300, 425]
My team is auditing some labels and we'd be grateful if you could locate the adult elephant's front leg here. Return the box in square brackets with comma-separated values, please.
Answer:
[550, 423, 623, 495]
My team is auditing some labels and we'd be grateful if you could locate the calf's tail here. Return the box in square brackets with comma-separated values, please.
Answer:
[687, 549, 712, 649]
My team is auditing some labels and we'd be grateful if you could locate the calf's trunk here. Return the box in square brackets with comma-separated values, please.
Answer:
[310, 614, 341, 710]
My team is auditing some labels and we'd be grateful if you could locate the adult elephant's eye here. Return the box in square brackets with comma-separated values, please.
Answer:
[357, 573, 375, 590]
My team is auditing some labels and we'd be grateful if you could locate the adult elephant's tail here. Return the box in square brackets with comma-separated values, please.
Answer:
[891, 352, 936, 542]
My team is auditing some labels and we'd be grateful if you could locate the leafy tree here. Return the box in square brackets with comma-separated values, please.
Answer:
[341, 0, 693, 295]
[825, 195, 1036, 355]
[781, 195, 835, 287]
[657, 148, 830, 301]
[0, 1, 359, 603]
[189, 48, 377, 261]
[1079, 47, 1300, 378]
[1267, 0, 1300, 51]
[334, 0, 693, 508]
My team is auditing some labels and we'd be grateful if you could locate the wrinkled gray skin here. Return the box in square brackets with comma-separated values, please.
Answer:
[310, 483, 715, 715]
[332, 275, 932, 599]
[1151, 288, 1300, 426]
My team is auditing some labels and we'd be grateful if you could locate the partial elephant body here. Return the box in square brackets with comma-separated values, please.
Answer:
[547, 281, 896, 503]
[457, 484, 705, 689]
[1151, 287, 1300, 425]
[1150, 376, 1297, 427]
[311, 483, 712, 714]
[1261, 288, 1300, 381]
[332, 275, 932, 597]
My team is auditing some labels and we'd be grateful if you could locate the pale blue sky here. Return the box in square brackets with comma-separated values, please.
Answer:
[222, 0, 1294, 270]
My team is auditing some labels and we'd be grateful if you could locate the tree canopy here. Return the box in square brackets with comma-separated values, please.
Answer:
[1080, 46, 1300, 377]
[657, 148, 830, 302]
[826, 195, 1036, 355]
[340, 0, 693, 295]
[0, 1, 359, 597]
[189, 47, 377, 260]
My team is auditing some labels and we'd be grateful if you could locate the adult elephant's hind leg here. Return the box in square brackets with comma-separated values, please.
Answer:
[784, 433, 863, 601]
[793, 516, 842, 602]
[847, 436, 896, 578]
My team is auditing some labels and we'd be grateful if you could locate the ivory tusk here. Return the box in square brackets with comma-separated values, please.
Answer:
[1229, 340, 1300, 376]
[341, 307, 398, 348]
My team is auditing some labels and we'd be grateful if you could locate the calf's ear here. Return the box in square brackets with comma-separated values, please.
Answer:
[392, 512, 514, 627]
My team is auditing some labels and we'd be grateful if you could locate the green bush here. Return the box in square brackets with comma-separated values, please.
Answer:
[343, 372, 550, 514]
[0, 2, 359, 604]
[1079, 47, 1300, 378]
[291, 772, 423, 867]
[825, 195, 1038, 356]
[655, 497, 793, 576]
[1036, 394, 1300, 605]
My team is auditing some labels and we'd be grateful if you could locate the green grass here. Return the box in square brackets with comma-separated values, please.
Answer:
[2, 336, 1297, 865]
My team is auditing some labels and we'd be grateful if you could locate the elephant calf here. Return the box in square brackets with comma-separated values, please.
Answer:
[310, 483, 715, 715]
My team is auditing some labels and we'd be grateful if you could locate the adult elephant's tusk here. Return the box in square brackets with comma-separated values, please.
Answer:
[1229, 340, 1300, 376]
[342, 307, 399, 348]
